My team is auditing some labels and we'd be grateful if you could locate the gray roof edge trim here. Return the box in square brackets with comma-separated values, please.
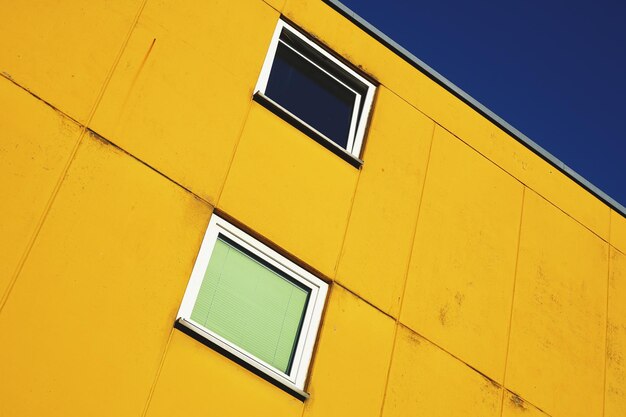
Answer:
[322, 0, 626, 218]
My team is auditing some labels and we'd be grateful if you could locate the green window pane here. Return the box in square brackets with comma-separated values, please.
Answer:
[190, 237, 309, 373]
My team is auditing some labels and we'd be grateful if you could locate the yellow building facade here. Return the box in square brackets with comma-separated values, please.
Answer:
[1, 1, 625, 417]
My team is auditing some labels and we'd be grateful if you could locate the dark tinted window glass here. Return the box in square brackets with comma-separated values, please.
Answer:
[266, 42, 356, 149]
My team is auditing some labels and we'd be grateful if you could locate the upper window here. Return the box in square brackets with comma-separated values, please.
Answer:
[176, 214, 328, 399]
[255, 20, 376, 162]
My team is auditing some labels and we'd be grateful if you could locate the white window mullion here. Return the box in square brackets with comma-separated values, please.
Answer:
[278, 39, 361, 97]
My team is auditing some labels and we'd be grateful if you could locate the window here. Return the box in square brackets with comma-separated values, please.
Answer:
[254, 19, 376, 164]
[176, 214, 328, 399]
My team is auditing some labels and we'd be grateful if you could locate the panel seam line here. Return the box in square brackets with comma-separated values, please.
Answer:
[602, 213, 612, 417]
[377, 120, 436, 417]
[141, 328, 175, 417]
[498, 186, 526, 416]
[386, 85, 611, 245]
[0, 0, 149, 313]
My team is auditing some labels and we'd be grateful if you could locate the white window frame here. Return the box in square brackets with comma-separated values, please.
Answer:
[254, 19, 376, 159]
[177, 214, 328, 395]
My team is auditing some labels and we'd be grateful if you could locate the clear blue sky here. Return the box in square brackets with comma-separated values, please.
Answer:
[339, 0, 626, 209]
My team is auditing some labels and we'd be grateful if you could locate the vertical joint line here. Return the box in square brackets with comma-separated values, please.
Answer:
[213, 97, 256, 208]
[499, 185, 526, 416]
[396, 121, 436, 319]
[0, 129, 84, 312]
[377, 121, 436, 417]
[0, 0, 150, 314]
[333, 163, 363, 279]
[602, 213, 612, 417]
[141, 328, 175, 417]
[84, 0, 150, 128]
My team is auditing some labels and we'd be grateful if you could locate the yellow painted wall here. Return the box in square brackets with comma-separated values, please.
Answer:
[0, 1, 624, 416]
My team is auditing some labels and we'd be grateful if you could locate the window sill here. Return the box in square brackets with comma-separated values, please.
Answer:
[174, 318, 310, 402]
[253, 92, 364, 169]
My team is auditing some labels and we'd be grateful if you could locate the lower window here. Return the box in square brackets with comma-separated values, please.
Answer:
[176, 214, 328, 398]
